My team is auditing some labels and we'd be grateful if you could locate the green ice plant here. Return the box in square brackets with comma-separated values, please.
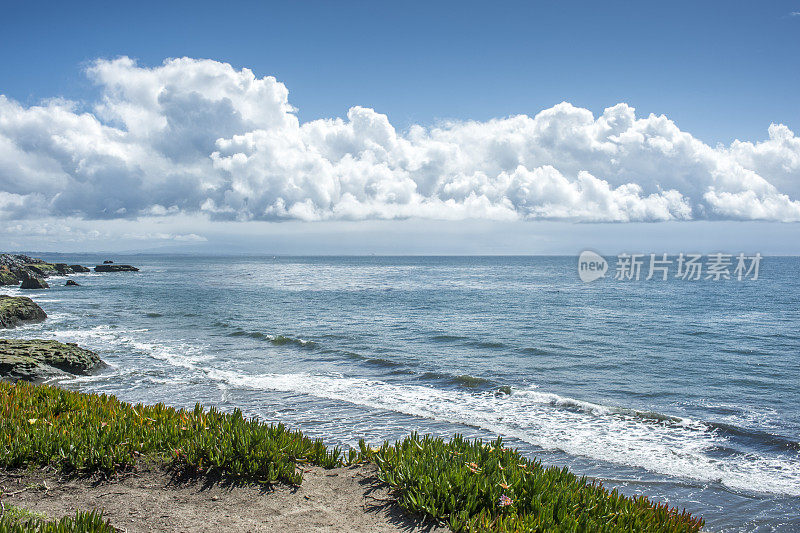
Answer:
[0, 382, 703, 532]
[0, 507, 113, 533]
[360, 433, 704, 532]
[0, 381, 340, 485]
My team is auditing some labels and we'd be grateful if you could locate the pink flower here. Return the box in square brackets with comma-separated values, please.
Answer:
[498, 494, 513, 507]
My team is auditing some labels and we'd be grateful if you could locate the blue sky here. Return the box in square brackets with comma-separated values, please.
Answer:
[2, 0, 798, 144]
[1, 1, 800, 254]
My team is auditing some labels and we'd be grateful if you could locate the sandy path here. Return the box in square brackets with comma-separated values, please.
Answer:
[0, 464, 445, 532]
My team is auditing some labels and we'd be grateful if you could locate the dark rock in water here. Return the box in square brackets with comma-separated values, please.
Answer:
[495, 385, 513, 397]
[70, 265, 91, 273]
[0, 338, 104, 382]
[20, 271, 49, 289]
[103, 260, 114, 264]
[53, 263, 74, 275]
[0, 268, 18, 286]
[95, 264, 139, 272]
[0, 295, 47, 328]
[65, 279, 80, 286]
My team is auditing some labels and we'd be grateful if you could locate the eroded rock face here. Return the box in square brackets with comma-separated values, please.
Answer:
[20, 271, 49, 290]
[24, 264, 52, 277]
[0, 339, 104, 382]
[0, 295, 47, 328]
[0, 269, 18, 286]
[70, 265, 91, 273]
[94, 264, 139, 272]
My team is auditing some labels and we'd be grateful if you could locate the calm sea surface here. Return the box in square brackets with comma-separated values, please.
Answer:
[4, 255, 799, 531]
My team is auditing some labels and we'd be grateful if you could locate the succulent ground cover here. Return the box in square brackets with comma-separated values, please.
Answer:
[0, 382, 345, 485]
[0, 382, 703, 532]
[0, 505, 113, 533]
[361, 434, 704, 532]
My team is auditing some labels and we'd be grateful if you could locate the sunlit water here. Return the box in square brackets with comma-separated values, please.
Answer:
[3, 255, 799, 531]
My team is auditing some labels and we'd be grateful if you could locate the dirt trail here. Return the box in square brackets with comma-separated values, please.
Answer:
[1, 464, 445, 532]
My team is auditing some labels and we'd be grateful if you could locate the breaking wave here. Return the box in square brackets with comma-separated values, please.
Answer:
[199, 370, 800, 497]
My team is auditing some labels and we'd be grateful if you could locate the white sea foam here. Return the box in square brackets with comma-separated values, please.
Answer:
[20, 302, 800, 500]
[202, 370, 800, 497]
[46, 324, 120, 345]
[42, 325, 213, 391]
[24, 320, 800, 497]
[130, 340, 212, 370]
[32, 324, 207, 378]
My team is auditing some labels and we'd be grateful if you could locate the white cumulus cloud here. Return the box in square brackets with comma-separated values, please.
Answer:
[1, 56, 799, 223]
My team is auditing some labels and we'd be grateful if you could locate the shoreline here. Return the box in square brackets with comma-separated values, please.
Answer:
[0, 381, 704, 532]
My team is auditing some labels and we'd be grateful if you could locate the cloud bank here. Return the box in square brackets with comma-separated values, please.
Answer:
[1, 57, 799, 223]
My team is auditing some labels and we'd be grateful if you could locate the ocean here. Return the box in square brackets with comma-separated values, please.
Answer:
[3, 255, 799, 531]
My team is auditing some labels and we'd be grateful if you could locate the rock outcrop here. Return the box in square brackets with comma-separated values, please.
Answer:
[20, 271, 49, 289]
[53, 263, 73, 275]
[0, 339, 103, 382]
[0, 295, 47, 328]
[24, 264, 52, 277]
[65, 279, 80, 286]
[94, 264, 139, 272]
[0, 254, 45, 270]
[0, 254, 92, 281]
[0, 268, 18, 286]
